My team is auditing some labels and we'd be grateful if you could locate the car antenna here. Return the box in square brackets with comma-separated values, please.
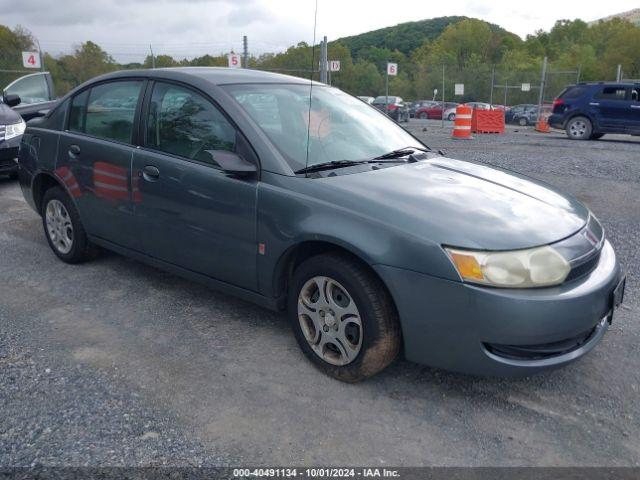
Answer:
[304, 0, 319, 178]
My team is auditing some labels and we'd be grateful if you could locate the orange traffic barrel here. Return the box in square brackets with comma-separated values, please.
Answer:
[535, 117, 550, 133]
[452, 105, 472, 139]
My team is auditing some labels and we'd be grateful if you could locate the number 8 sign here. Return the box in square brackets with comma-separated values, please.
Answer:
[22, 51, 41, 69]
[387, 63, 398, 76]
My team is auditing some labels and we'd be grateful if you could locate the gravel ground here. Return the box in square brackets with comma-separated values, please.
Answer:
[0, 122, 638, 467]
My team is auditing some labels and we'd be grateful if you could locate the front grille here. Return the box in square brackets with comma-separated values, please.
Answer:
[484, 325, 599, 361]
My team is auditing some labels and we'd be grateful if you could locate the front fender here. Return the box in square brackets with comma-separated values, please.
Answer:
[256, 174, 460, 298]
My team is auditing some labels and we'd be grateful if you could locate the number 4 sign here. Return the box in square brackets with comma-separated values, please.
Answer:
[22, 51, 41, 69]
[387, 63, 398, 76]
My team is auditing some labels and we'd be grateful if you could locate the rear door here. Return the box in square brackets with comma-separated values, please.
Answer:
[131, 81, 258, 290]
[627, 86, 640, 134]
[590, 85, 629, 130]
[56, 79, 145, 249]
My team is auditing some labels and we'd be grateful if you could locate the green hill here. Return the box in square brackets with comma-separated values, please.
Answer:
[333, 16, 513, 59]
[591, 8, 640, 26]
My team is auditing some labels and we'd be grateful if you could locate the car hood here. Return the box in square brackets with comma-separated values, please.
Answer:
[315, 157, 589, 250]
[0, 102, 22, 125]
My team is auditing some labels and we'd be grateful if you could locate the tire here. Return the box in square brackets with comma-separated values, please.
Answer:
[590, 133, 604, 140]
[419, 112, 428, 120]
[566, 116, 592, 140]
[518, 117, 528, 126]
[447, 113, 455, 121]
[288, 253, 401, 382]
[41, 186, 98, 263]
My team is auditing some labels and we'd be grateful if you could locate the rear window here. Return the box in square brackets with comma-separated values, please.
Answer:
[559, 86, 589, 99]
[595, 86, 627, 101]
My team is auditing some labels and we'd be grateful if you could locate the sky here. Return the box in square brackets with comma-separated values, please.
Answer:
[1, 0, 638, 62]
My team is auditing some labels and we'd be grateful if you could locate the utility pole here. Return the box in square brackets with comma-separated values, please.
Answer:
[243, 36, 248, 69]
[149, 44, 156, 69]
[576, 64, 582, 83]
[35, 38, 44, 72]
[536, 56, 548, 124]
[385, 60, 389, 113]
[489, 65, 495, 106]
[319, 36, 328, 84]
[616, 64, 622, 82]
[441, 64, 445, 128]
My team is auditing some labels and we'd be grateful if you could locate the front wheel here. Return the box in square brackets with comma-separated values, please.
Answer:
[518, 117, 528, 126]
[288, 253, 401, 382]
[419, 112, 428, 120]
[448, 113, 456, 121]
[566, 116, 592, 140]
[41, 187, 98, 263]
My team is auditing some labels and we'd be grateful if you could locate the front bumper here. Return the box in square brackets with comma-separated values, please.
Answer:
[375, 240, 621, 377]
[0, 137, 20, 175]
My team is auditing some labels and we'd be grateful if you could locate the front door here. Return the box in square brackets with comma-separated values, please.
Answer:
[132, 81, 258, 291]
[56, 80, 145, 249]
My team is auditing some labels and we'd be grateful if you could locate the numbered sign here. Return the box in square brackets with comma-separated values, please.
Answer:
[387, 63, 398, 76]
[22, 51, 41, 69]
[455, 84, 464, 95]
[329, 60, 341, 72]
[521, 83, 531, 92]
[228, 53, 241, 69]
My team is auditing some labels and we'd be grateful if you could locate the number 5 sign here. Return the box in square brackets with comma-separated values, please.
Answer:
[228, 53, 241, 69]
[22, 51, 41, 69]
[387, 63, 398, 76]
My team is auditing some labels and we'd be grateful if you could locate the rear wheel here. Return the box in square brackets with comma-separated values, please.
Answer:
[41, 187, 98, 263]
[448, 112, 456, 121]
[518, 117, 528, 126]
[419, 112, 428, 120]
[566, 116, 592, 140]
[288, 253, 401, 382]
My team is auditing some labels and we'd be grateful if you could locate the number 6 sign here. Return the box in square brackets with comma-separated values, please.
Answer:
[387, 62, 398, 76]
[22, 51, 41, 69]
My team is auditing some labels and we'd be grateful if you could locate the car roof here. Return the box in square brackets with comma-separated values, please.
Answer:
[83, 67, 313, 86]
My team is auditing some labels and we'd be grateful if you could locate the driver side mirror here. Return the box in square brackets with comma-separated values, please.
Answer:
[3, 93, 21, 108]
[205, 150, 257, 177]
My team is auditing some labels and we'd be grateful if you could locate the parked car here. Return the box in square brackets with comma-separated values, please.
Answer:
[409, 100, 437, 117]
[372, 96, 410, 122]
[357, 96, 374, 104]
[416, 102, 458, 120]
[4, 72, 58, 121]
[0, 93, 25, 178]
[505, 104, 537, 124]
[549, 82, 640, 140]
[444, 102, 493, 121]
[18, 68, 624, 381]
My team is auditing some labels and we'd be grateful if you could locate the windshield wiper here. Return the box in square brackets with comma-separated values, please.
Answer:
[372, 146, 431, 160]
[295, 160, 369, 174]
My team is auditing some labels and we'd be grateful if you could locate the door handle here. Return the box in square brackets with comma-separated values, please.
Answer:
[68, 144, 81, 159]
[589, 102, 600, 106]
[141, 165, 160, 181]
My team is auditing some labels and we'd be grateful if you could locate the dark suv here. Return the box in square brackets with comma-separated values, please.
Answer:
[549, 83, 640, 140]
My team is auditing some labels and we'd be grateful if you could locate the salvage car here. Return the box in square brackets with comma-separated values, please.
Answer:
[17, 68, 625, 381]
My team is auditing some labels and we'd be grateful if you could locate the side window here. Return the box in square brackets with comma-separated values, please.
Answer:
[631, 88, 639, 102]
[595, 86, 627, 101]
[146, 82, 236, 165]
[69, 90, 89, 133]
[84, 81, 143, 143]
[4, 73, 51, 104]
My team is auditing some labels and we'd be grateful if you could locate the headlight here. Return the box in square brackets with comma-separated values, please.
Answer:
[445, 245, 570, 288]
[4, 120, 26, 141]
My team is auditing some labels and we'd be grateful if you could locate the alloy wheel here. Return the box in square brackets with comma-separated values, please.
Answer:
[569, 120, 587, 138]
[297, 276, 363, 366]
[45, 199, 74, 254]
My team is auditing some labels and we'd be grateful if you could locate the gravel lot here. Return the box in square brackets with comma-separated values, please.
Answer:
[0, 121, 638, 467]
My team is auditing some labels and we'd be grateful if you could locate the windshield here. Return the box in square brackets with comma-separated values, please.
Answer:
[224, 84, 423, 172]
